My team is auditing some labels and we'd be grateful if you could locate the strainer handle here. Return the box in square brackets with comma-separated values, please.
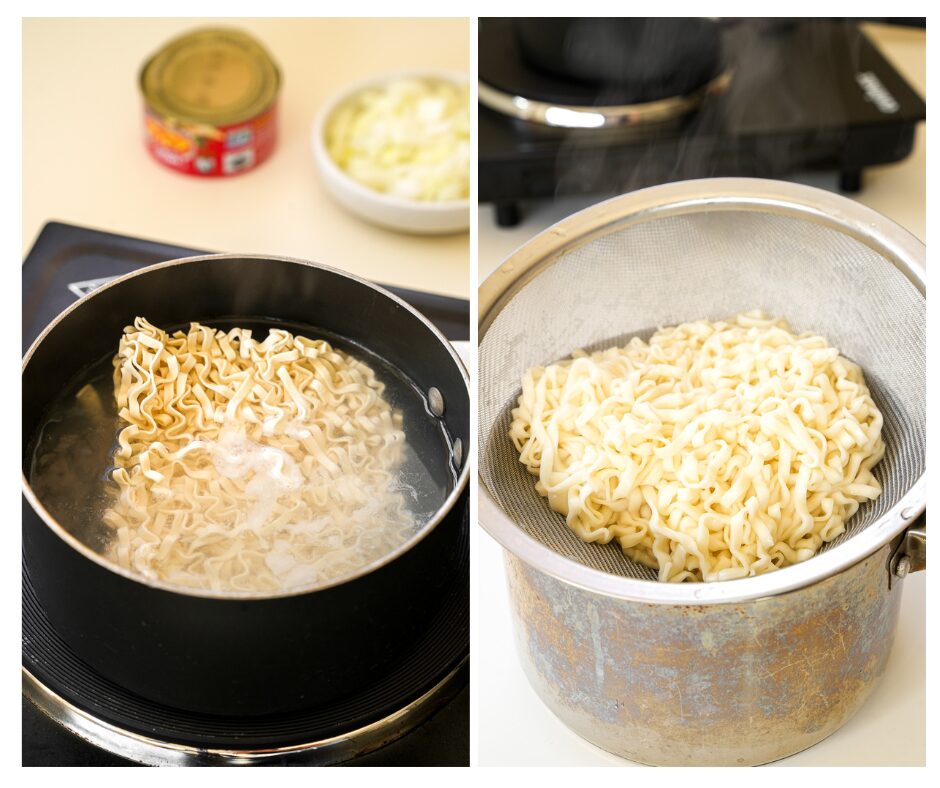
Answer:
[890, 515, 926, 580]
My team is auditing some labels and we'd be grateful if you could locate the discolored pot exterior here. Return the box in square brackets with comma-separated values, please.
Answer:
[505, 545, 903, 766]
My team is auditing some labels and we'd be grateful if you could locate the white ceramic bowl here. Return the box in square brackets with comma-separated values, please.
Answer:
[312, 69, 470, 235]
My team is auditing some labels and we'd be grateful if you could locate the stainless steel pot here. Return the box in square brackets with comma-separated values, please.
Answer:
[478, 179, 925, 765]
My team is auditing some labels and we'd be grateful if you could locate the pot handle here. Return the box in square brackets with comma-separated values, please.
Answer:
[890, 513, 926, 581]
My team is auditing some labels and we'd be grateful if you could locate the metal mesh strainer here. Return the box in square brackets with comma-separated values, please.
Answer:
[479, 179, 925, 602]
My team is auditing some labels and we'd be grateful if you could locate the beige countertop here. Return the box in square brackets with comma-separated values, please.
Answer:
[22, 17, 469, 298]
[477, 22, 926, 767]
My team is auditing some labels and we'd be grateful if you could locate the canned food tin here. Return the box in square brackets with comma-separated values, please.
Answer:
[140, 28, 281, 177]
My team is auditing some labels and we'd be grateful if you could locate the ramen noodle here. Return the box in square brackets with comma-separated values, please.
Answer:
[103, 318, 414, 593]
[509, 312, 885, 582]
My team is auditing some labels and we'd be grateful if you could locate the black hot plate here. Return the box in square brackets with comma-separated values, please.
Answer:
[21, 222, 470, 766]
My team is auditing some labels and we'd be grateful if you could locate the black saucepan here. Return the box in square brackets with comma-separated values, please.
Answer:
[22, 254, 469, 718]
[513, 18, 724, 102]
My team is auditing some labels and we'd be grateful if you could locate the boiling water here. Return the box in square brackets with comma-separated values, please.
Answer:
[27, 319, 457, 591]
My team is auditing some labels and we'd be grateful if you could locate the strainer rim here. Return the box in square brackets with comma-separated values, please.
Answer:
[478, 178, 925, 604]
[479, 177, 925, 329]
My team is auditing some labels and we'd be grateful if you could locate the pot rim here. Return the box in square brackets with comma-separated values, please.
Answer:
[477, 69, 732, 129]
[22, 253, 470, 601]
[478, 177, 925, 605]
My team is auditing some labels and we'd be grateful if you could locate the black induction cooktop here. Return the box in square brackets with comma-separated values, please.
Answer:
[479, 18, 926, 226]
[21, 221, 470, 767]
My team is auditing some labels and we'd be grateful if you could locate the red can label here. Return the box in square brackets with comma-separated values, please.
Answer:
[143, 101, 278, 177]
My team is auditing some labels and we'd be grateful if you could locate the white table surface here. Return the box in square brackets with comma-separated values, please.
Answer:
[476, 22, 926, 767]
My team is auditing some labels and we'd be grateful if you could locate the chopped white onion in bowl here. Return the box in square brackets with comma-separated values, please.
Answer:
[327, 78, 469, 202]
[313, 70, 470, 235]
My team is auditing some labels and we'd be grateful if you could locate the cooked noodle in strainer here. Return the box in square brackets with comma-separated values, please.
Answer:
[508, 312, 884, 582]
[479, 207, 925, 587]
